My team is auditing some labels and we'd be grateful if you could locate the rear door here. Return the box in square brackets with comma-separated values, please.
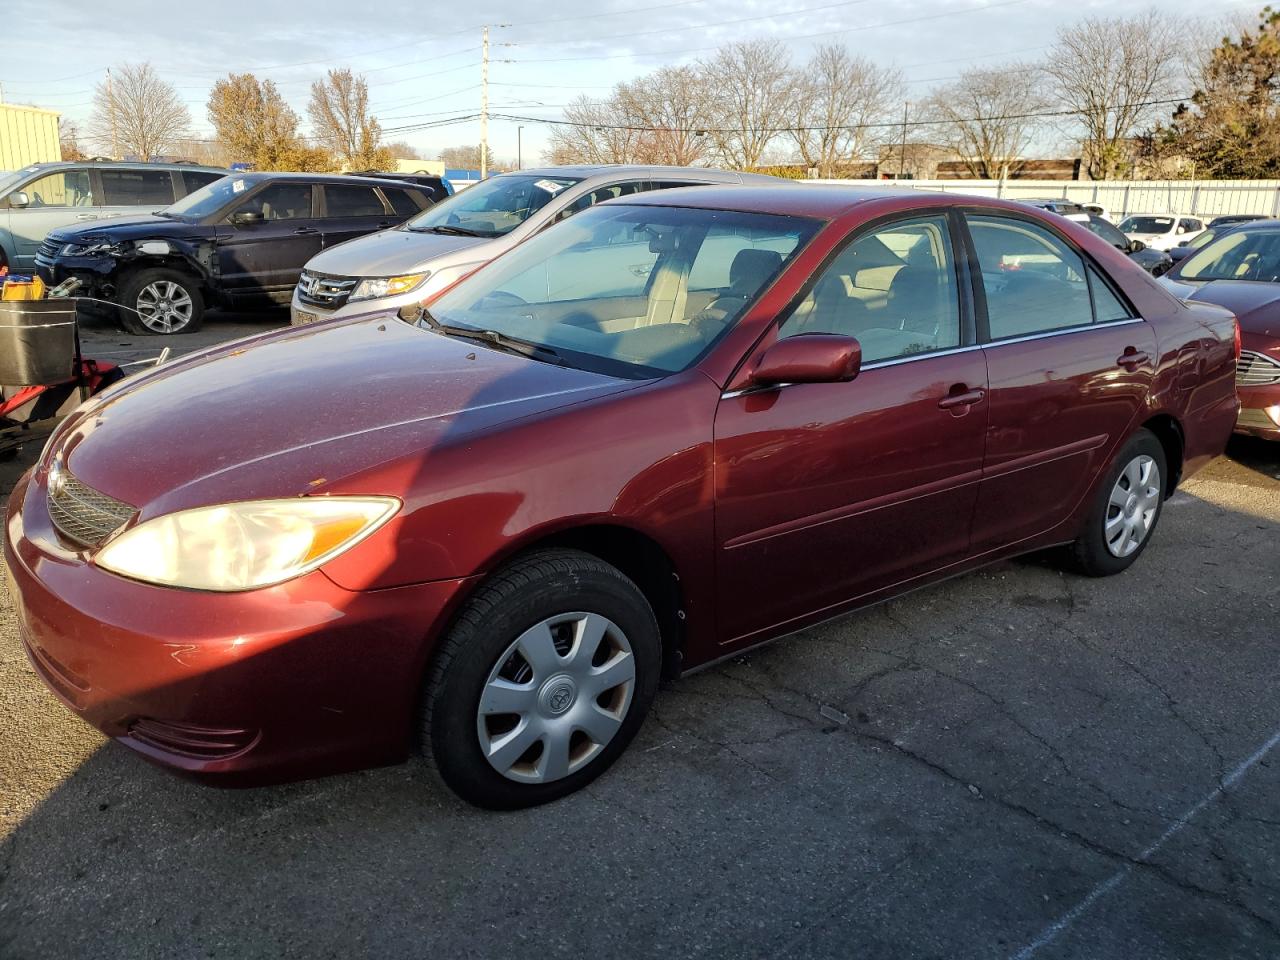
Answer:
[964, 212, 1157, 552]
[318, 183, 396, 249]
[713, 212, 990, 644]
[216, 181, 323, 298]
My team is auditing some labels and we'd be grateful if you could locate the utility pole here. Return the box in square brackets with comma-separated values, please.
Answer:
[106, 68, 120, 160]
[898, 101, 909, 181]
[517, 125, 524, 170]
[480, 25, 489, 180]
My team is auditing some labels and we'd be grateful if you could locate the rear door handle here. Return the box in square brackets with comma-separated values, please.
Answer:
[75, 214, 98, 220]
[938, 386, 986, 411]
[1117, 348, 1150, 369]
[377, 221, 395, 228]
[293, 226, 319, 235]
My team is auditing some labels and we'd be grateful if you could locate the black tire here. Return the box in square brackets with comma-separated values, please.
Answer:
[117, 267, 204, 335]
[422, 549, 661, 809]
[1064, 428, 1168, 577]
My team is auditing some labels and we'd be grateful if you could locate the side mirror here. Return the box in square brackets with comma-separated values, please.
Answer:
[1126, 239, 1146, 253]
[231, 211, 264, 226]
[751, 334, 862, 387]
[8, 191, 29, 209]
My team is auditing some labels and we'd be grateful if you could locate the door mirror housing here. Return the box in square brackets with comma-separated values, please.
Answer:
[750, 334, 862, 387]
[1126, 239, 1146, 254]
[8, 191, 29, 209]
[231, 211, 264, 226]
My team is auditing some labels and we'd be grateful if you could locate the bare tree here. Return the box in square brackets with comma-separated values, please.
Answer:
[788, 45, 902, 177]
[547, 95, 648, 165]
[58, 118, 87, 161]
[87, 63, 190, 160]
[308, 69, 392, 170]
[615, 66, 714, 166]
[923, 65, 1045, 178]
[1043, 12, 1185, 179]
[384, 140, 424, 160]
[700, 39, 795, 169]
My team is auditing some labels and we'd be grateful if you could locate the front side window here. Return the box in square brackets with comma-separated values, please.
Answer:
[1178, 228, 1280, 282]
[778, 215, 961, 363]
[12, 170, 95, 208]
[967, 215, 1094, 339]
[405, 174, 581, 238]
[100, 169, 176, 206]
[232, 182, 314, 221]
[551, 181, 651, 225]
[324, 184, 385, 218]
[428, 204, 817, 377]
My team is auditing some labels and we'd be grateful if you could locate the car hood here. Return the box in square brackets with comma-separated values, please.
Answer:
[305, 227, 493, 277]
[46, 214, 205, 245]
[57, 315, 638, 517]
[1160, 277, 1280, 337]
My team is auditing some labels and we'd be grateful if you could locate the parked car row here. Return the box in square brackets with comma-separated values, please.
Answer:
[7, 181, 1243, 808]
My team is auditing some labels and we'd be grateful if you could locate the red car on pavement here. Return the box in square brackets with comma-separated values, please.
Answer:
[1160, 219, 1280, 440]
[6, 186, 1239, 808]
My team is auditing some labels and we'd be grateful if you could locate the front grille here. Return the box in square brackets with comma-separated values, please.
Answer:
[37, 238, 61, 260]
[46, 467, 136, 546]
[296, 270, 357, 308]
[1237, 350, 1280, 387]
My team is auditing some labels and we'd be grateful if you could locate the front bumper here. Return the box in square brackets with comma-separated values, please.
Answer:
[5, 468, 473, 785]
[33, 253, 118, 298]
[290, 286, 423, 327]
[1235, 389, 1280, 439]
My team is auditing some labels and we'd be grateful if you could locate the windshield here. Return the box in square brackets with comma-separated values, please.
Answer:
[1081, 217, 1127, 248]
[427, 204, 818, 377]
[1178, 227, 1280, 282]
[1119, 216, 1174, 234]
[405, 174, 581, 237]
[160, 174, 242, 219]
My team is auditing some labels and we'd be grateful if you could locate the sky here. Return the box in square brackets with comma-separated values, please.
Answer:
[0, 0, 1260, 167]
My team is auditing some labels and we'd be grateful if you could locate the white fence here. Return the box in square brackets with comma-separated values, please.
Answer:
[806, 178, 1280, 221]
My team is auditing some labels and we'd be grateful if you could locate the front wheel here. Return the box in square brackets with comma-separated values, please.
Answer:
[421, 549, 661, 809]
[1065, 428, 1167, 577]
[118, 268, 204, 335]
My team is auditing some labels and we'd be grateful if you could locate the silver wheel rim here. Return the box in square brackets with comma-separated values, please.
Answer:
[1105, 454, 1161, 558]
[476, 612, 636, 784]
[136, 280, 193, 333]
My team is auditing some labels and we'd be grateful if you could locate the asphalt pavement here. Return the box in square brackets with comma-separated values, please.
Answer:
[1, 309, 1278, 959]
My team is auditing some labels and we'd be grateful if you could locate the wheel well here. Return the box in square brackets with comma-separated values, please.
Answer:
[512, 526, 687, 678]
[1141, 414, 1184, 497]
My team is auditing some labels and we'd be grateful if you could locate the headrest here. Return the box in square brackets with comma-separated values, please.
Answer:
[729, 248, 784, 294]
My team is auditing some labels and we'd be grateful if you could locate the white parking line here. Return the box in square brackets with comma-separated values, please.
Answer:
[1010, 726, 1280, 959]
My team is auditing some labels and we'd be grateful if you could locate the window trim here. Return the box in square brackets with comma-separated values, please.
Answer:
[769, 206, 978, 364]
[957, 207, 1141, 346]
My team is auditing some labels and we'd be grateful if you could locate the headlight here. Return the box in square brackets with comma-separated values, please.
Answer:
[58, 240, 118, 257]
[95, 496, 400, 591]
[348, 273, 429, 302]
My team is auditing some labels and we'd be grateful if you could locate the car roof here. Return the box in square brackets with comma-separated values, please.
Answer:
[228, 171, 422, 187]
[600, 183, 948, 219]
[508, 164, 781, 185]
[14, 160, 226, 174]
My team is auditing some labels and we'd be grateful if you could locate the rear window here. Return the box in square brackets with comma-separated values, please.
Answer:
[100, 169, 176, 206]
[325, 184, 385, 218]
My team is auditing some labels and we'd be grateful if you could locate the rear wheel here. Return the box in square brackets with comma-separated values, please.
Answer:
[421, 549, 661, 809]
[118, 268, 204, 335]
[1064, 429, 1167, 577]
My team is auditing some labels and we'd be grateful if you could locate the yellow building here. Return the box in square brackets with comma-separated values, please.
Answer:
[0, 103, 62, 170]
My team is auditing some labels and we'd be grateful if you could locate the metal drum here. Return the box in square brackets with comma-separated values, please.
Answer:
[0, 299, 78, 386]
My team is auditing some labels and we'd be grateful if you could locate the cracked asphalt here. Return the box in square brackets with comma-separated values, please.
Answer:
[2, 310, 1279, 959]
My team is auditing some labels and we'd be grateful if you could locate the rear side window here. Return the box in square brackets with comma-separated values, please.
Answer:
[383, 188, 422, 217]
[181, 171, 225, 196]
[1087, 266, 1132, 323]
[967, 215, 1094, 339]
[325, 184, 385, 218]
[100, 169, 176, 206]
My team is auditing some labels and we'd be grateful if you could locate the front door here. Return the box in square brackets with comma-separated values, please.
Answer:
[216, 182, 322, 298]
[6, 168, 98, 269]
[963, 213, 1157, 552]
[713, 213, 989, 645]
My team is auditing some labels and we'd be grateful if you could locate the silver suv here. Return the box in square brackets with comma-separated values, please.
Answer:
[0, 161, 227, 271]
[290, 165, 783, 325]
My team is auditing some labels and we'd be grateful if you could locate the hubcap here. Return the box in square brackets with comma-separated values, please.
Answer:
[476, 612, 636, 784]
[1104, 454, 1161, 558]
[136, 280, 193, 333]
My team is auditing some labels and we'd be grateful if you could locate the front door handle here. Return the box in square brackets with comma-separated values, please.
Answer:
[293, 226, 319, 235]
[1117, 348, 1150, 369]
[938, 386, 986, 412]
[75, 214, 98, 220]
[377, 221, 395, 228]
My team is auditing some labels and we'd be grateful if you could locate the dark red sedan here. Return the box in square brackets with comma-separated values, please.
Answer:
[6, 186, 1239, 808]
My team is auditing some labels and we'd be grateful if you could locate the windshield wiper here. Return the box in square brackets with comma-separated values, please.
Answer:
[419, 224, 485, 237]
[418, 309, 564, 365]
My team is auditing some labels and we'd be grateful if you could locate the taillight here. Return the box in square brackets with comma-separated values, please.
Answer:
[1233, 318, 1242, 362]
